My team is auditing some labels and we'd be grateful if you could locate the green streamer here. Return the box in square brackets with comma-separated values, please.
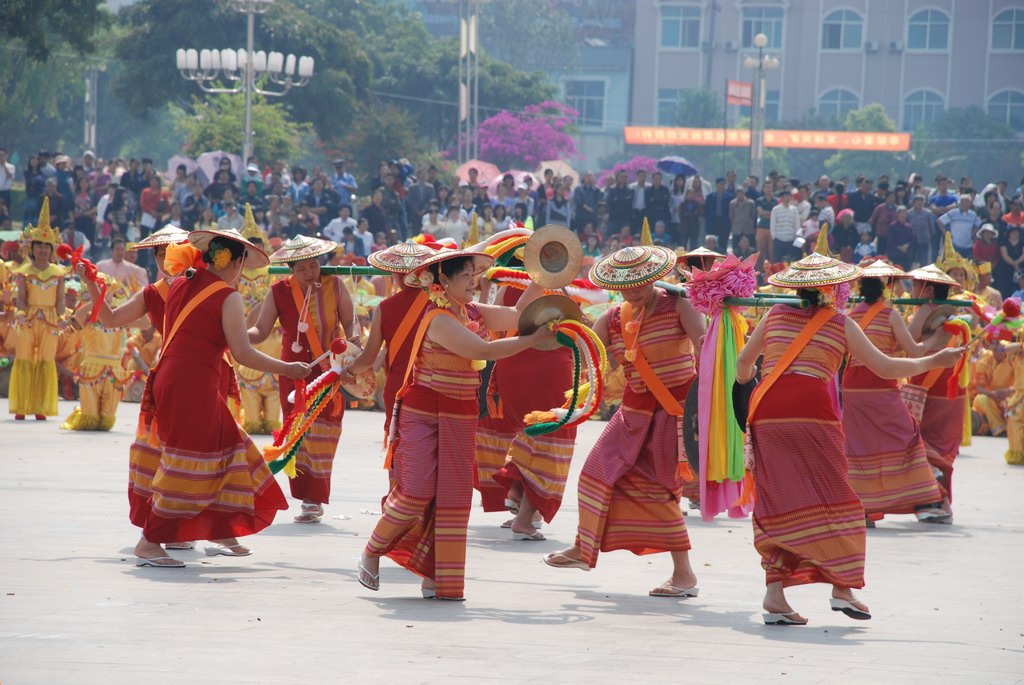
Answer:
[523, 330, 581, 437]
[268, 381, 334, 475]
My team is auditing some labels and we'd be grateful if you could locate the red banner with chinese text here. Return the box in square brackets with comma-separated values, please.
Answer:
[623, 126, 911, 151]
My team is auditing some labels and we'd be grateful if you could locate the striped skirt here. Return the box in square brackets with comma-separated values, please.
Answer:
[140, 436, 287, 543]
[751, 374, 865, 589]
[474, 348, 576, 516]
[575, 382, 692, 569]
[288, 417, 343, 504]
[918, 391, 964, 502]
[366, 385, 477, 599]
[842, 367, 942, 515]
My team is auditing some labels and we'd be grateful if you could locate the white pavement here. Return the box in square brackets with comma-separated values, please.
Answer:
[1, 397, 1022, 685]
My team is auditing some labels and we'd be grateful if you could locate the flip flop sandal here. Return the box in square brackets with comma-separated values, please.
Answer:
[204, 545, 252, 557]
[165, 541, 196, 550]
[136, 556, 185, 568]
[511, 529, 546, 541]
[542, 552, 590, 571]
[501, 518, 543, 530]
[504, 498, 520, 514]
[763, 612, 808, 625]
[357, 557, 380, 591]
[649, 584, 698, 597]
[830, 598, 871, 620]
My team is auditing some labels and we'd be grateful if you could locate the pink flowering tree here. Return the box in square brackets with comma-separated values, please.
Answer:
[597, 156, 659, 187]
[475, 101, 580, 170]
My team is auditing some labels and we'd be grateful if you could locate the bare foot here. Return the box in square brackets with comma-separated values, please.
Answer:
[210, 538, 251, 555]
[133, 539, 180, 566]
[832, 588, 870, 614]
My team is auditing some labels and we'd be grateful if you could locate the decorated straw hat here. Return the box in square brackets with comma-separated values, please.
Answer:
[675, 246, 726, 260]
[589, 245, 677, 291]
[239, 203, 266, 244]
[479, 226, 534, 264]
[130, 223, 188, 251]
[188, 227, 269, 269]
[367, 241, 436, 274]
[858, 257, 907, 280]
[25, 196, 59, 246]
[404, 248, 495, 288]
[268, 234, 338, 264]
[767, 252, 862, 289]
[907, 263, 959, 286]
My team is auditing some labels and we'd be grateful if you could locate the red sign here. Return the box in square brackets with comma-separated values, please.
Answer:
[726, 80, 753, 106]
[623, 127, 912, 152]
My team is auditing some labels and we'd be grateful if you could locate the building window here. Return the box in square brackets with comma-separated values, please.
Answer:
[661, 5, 702, 49]
[907, 9, 949, 51]
[821, 9, 864, 50]
[740, 90, 781, 124]
[565, 79, 605, 128]
[741, 7, 784, 49]
[992, 8, 1024, 50]
[658, 88, 685, 125]
[988, 90, 1024, 132]
[902, 91, 945, 130]
[818, 89, 859, 120]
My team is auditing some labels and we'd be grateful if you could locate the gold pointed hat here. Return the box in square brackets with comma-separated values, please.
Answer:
[26, 196, 59, 246]
[814, 222, 835, 258]
[935, 231, 977, 287]
[240, 202, 266, 243]
[767, 251, 862, 289]
[367, 241, 436, 274]
[589, 245, 677, 291]
[640, 217, 653, 246]
[268, 234, 338, 264]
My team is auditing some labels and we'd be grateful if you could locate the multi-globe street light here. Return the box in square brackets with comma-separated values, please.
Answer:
[743, 32, 780, 182]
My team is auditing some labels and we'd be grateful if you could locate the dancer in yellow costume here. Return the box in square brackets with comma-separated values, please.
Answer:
[236, 204, 281, 434]
[1004, 340, 1024, 465]
[61, 275, 131, 430]
[10, 198, 66, 420]
[971, 339, 1018, 436]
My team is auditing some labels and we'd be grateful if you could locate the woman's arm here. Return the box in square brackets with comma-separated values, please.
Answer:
[247, 291, 278, 344]
[79, 270, 149, 328]
[345, 309, 384, 375]
[223, 292, 307, 379]
[676, 295, 706, 359]
[906, 304, 952, 351]
[846, 316, 961, 379]
[891, 309, 942, 358]
[55, 278, 65, 319]
[427, 313, 553, 360]
[15, 274, 26, 313]
[736, 314, 769, 382]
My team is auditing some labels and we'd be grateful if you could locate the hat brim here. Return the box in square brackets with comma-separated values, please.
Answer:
[907, 268, 959, 286]
[268, 238, 338, 264]
[589, 246, 678, 291]
[767, 254, 862, 289]
[188, 229, 269, 269]
[404, 250, 494, 287]
[130, 225, 189, 251]
[367, 245, 435, 274]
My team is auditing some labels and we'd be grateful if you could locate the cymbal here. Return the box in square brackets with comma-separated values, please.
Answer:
[524, 224, 583, 290]
[517, 294, 583, 351]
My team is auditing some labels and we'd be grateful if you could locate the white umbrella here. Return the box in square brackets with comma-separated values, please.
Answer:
[534, 160, 580, 188]
[166, 154, 197, 180]
[196, 151, 242, 187]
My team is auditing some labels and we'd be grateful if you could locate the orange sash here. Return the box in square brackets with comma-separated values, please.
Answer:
[290, 275, 340, 412]
[153, 279, 170, 301]
[747, 307, 836, 421]
[620, 301, 691, 480]
[387, 289, 429, 367]
[620, 301, 683, 416]
[856, 300, 885, 332]
[160, 281, 231, 356]
[384, 307, 459, 469]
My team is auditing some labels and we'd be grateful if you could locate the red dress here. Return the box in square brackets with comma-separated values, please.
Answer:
[271, 276, 344, 504]
[136, 269, 286, 542]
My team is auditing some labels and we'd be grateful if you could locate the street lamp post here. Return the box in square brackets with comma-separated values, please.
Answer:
[743, 33, 780, 183]
[175, 0, 314, 165]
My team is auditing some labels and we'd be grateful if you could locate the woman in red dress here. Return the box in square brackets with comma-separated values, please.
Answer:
[130, 228, 306, 566]
[248, 235, 357, 523]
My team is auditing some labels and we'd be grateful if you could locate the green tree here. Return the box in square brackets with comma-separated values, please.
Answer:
[176, 93, 310, 163]
[111, 0, 371, 142]
[669, 89, 726, 128]
[914, 107, 1023, 186]
[479, 0, 579, 76]
[824, 104, 902, 179]
[0, 0, 108, 61]
[325, 100, 423, 192]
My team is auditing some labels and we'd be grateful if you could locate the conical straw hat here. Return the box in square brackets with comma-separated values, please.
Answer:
[767, 251, 861, 289]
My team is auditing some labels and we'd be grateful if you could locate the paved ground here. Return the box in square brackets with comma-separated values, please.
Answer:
[1, 397, 1022, 685]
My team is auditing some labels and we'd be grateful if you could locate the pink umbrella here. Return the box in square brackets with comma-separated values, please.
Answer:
[485, 170, 536, 197]
[166, 154, 197, 180]
[455, 159, 500, 186]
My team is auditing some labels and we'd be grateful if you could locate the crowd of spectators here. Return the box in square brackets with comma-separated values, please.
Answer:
[3, 145, 1022, 296]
